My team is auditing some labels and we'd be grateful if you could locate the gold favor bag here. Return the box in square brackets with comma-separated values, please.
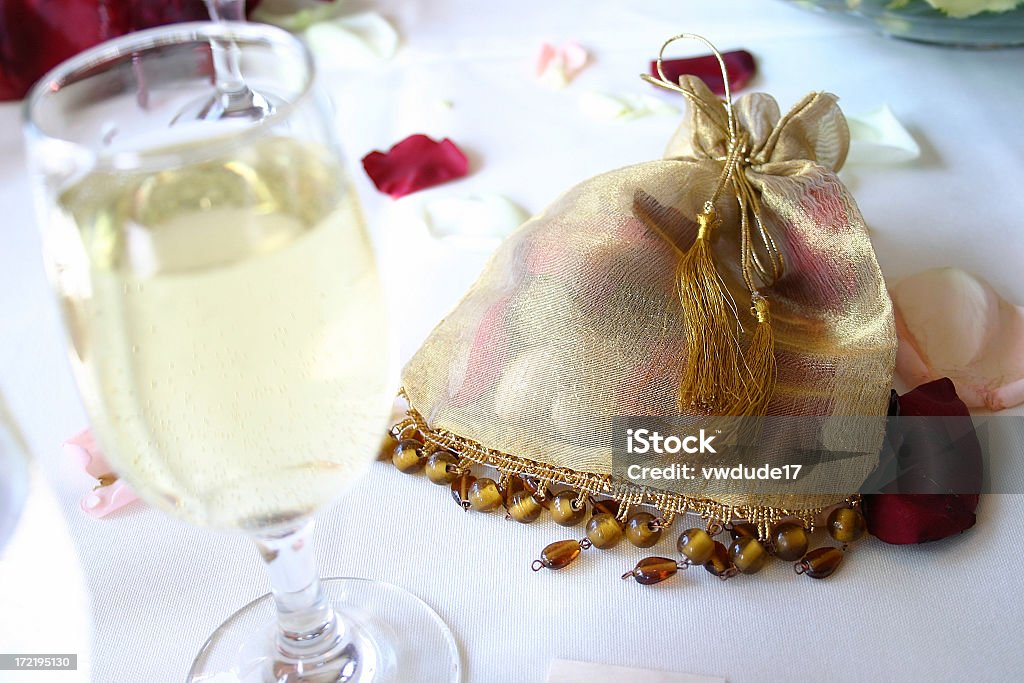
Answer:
[397, 38, 895, 534]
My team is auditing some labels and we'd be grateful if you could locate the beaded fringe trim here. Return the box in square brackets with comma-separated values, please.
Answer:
[395, 391, 858, 538]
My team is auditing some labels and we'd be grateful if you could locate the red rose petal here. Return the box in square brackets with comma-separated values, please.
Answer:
[898, 377, 969, 417]
[649, 50, 756, 96]
[0, 0, 261, 102]
[126, 1, 219, 31]
[0, 0, 114, 101]
[863, 493, 977, 545]
[862, 378, 981, 545]
[362, 135, 469, 199]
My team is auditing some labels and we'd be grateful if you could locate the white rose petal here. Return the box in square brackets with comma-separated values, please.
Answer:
[422, 195, 530, 248]
[846, 104, 920, 165]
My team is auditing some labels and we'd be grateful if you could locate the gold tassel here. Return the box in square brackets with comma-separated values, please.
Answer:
[677, 206, 743, 412]
[728, 294, 777, 416]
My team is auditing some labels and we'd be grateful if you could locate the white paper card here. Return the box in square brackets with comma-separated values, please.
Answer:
[546, 659, 726, 683]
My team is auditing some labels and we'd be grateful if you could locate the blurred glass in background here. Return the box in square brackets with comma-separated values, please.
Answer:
[0, 391, 29, 553]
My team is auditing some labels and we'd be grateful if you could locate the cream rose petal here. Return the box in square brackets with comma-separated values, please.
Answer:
[891, 267, 1024, 411]
[578, 91, 680, 122]
[303, 11, 399, 66]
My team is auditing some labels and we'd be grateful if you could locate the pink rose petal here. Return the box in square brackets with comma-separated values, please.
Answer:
[535, 40, 589, 87]
[649, 49, 756, 96]
[559, 41, 588, 75]
[64, 429, 139, 518]
[362, 134, 469, 199]
[80, 479, 138, 519]
[536, 43, 558, 77]
[63, 429, 106, 478]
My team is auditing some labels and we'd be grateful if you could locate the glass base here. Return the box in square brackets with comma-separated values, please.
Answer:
[188, 578, 461, 682]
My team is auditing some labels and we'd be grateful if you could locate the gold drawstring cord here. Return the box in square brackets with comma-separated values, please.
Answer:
[642, 33, 782, 416]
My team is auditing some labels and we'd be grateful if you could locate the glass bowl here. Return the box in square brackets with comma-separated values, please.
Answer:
[787, 0, 1024, 47]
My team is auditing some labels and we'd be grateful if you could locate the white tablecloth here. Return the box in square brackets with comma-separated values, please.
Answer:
[2, 1, 1024, 681]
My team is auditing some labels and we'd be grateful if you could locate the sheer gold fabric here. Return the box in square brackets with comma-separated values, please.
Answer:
[402, 77, 895, 517]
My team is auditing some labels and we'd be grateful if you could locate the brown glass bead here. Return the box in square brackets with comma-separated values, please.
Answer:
[625, 512, 662, 548]
[676, 528, 715, 565]
[538, 540, 582, 570]
[378, 432, 399, 461]
[502, 475, 525, 505]
[772, 522, 809, 561]
[521, 477, 552, 508]
[729, 522, 758, 540]
[703, 541, 734, 578]
[392, 439, 424, 473]
[450, 472, 476, 509]
[625, 557, 679, 585]
[591, 498, 620, 518]
[797, 546, 844, 579]
[507, 490, 543, 523]
[550, 491, 586, 526]
[729, 537, 769, 574]
[827, 506, 866, 544]
[424, 450, 460, 485]
[468, 478, 503, 512]
[586, 513, 624, 549]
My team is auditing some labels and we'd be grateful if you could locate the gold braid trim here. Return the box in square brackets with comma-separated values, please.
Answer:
[396, 393, 860, 537]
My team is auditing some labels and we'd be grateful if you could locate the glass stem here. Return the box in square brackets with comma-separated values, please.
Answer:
[203, 0, 259, 113]
[255, 520, 343, 660]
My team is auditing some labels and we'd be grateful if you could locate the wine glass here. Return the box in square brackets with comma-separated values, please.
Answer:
[23, 21, 460, 682]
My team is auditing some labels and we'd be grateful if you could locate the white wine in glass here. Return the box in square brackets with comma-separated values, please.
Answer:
[24, 22, 459, 682]
[60, 136, 388, 532]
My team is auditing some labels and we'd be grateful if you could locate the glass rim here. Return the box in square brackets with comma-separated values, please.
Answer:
[22, 21, 316, 171]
